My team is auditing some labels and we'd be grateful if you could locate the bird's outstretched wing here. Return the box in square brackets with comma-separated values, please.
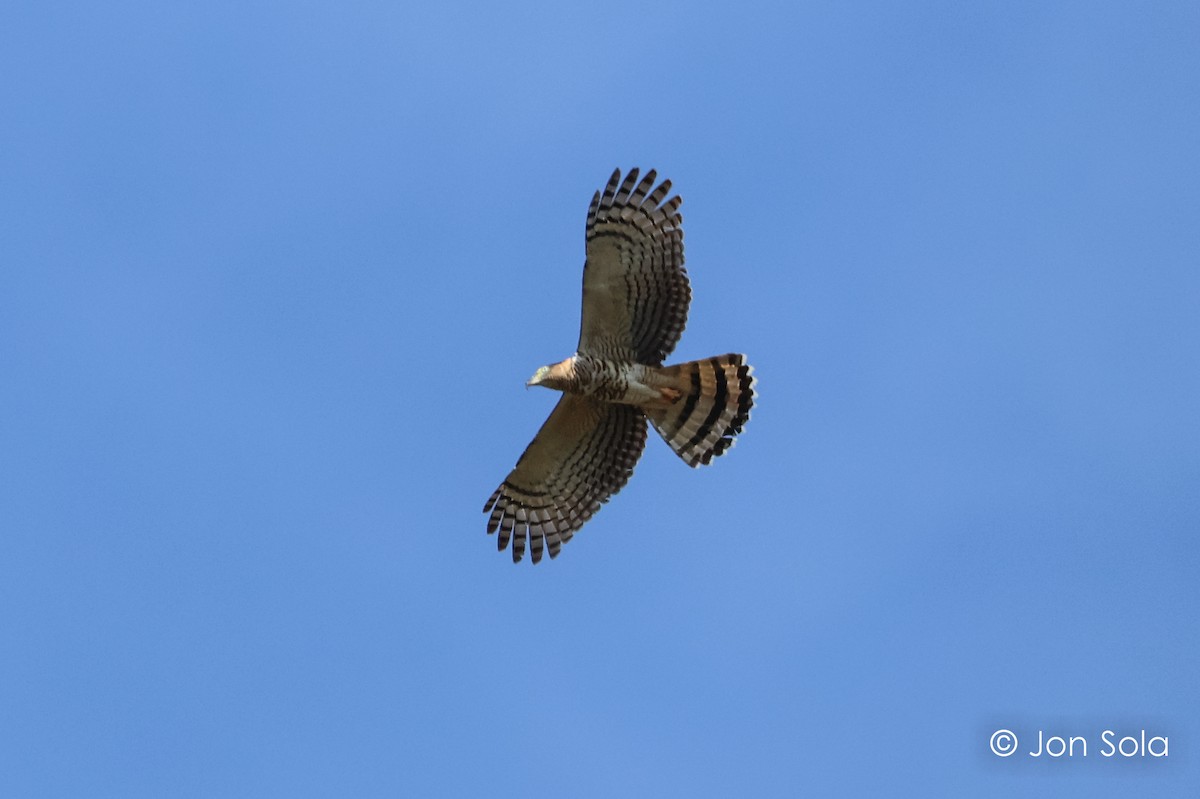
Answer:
[483, 395, 648, 563]
[577, 168, 691, 365]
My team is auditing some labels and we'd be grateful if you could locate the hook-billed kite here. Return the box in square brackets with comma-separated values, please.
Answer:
[483, 169, 755, 563]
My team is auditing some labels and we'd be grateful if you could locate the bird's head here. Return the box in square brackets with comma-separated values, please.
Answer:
[526, 359, 574, 391]
[526, 365, 552, 389]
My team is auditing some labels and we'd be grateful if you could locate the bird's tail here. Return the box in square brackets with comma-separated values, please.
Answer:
[647, 354, 755, 467]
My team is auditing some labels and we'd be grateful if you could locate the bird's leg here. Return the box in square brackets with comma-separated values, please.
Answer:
[659, 387, 682, 403]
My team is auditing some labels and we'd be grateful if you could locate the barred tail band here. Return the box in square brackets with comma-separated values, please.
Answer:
[649, 354, 755, 467]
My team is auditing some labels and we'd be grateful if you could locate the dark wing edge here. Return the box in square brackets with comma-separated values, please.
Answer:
[483, 396, 648, 564]
[579, 168, 691, 365]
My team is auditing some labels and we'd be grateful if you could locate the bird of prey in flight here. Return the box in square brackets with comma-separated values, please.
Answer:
[484, 168, 755, 563]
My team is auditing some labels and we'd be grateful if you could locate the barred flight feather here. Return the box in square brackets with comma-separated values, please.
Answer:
[580, 168, 690, 366]
[483, 397, 647, 563]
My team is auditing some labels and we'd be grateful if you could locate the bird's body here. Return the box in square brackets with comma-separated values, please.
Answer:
[531, 355, 678, 407]
[484, 168, 755, 563]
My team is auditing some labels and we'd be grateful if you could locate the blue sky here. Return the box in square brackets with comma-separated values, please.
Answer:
[2, 1, 1198, 796]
